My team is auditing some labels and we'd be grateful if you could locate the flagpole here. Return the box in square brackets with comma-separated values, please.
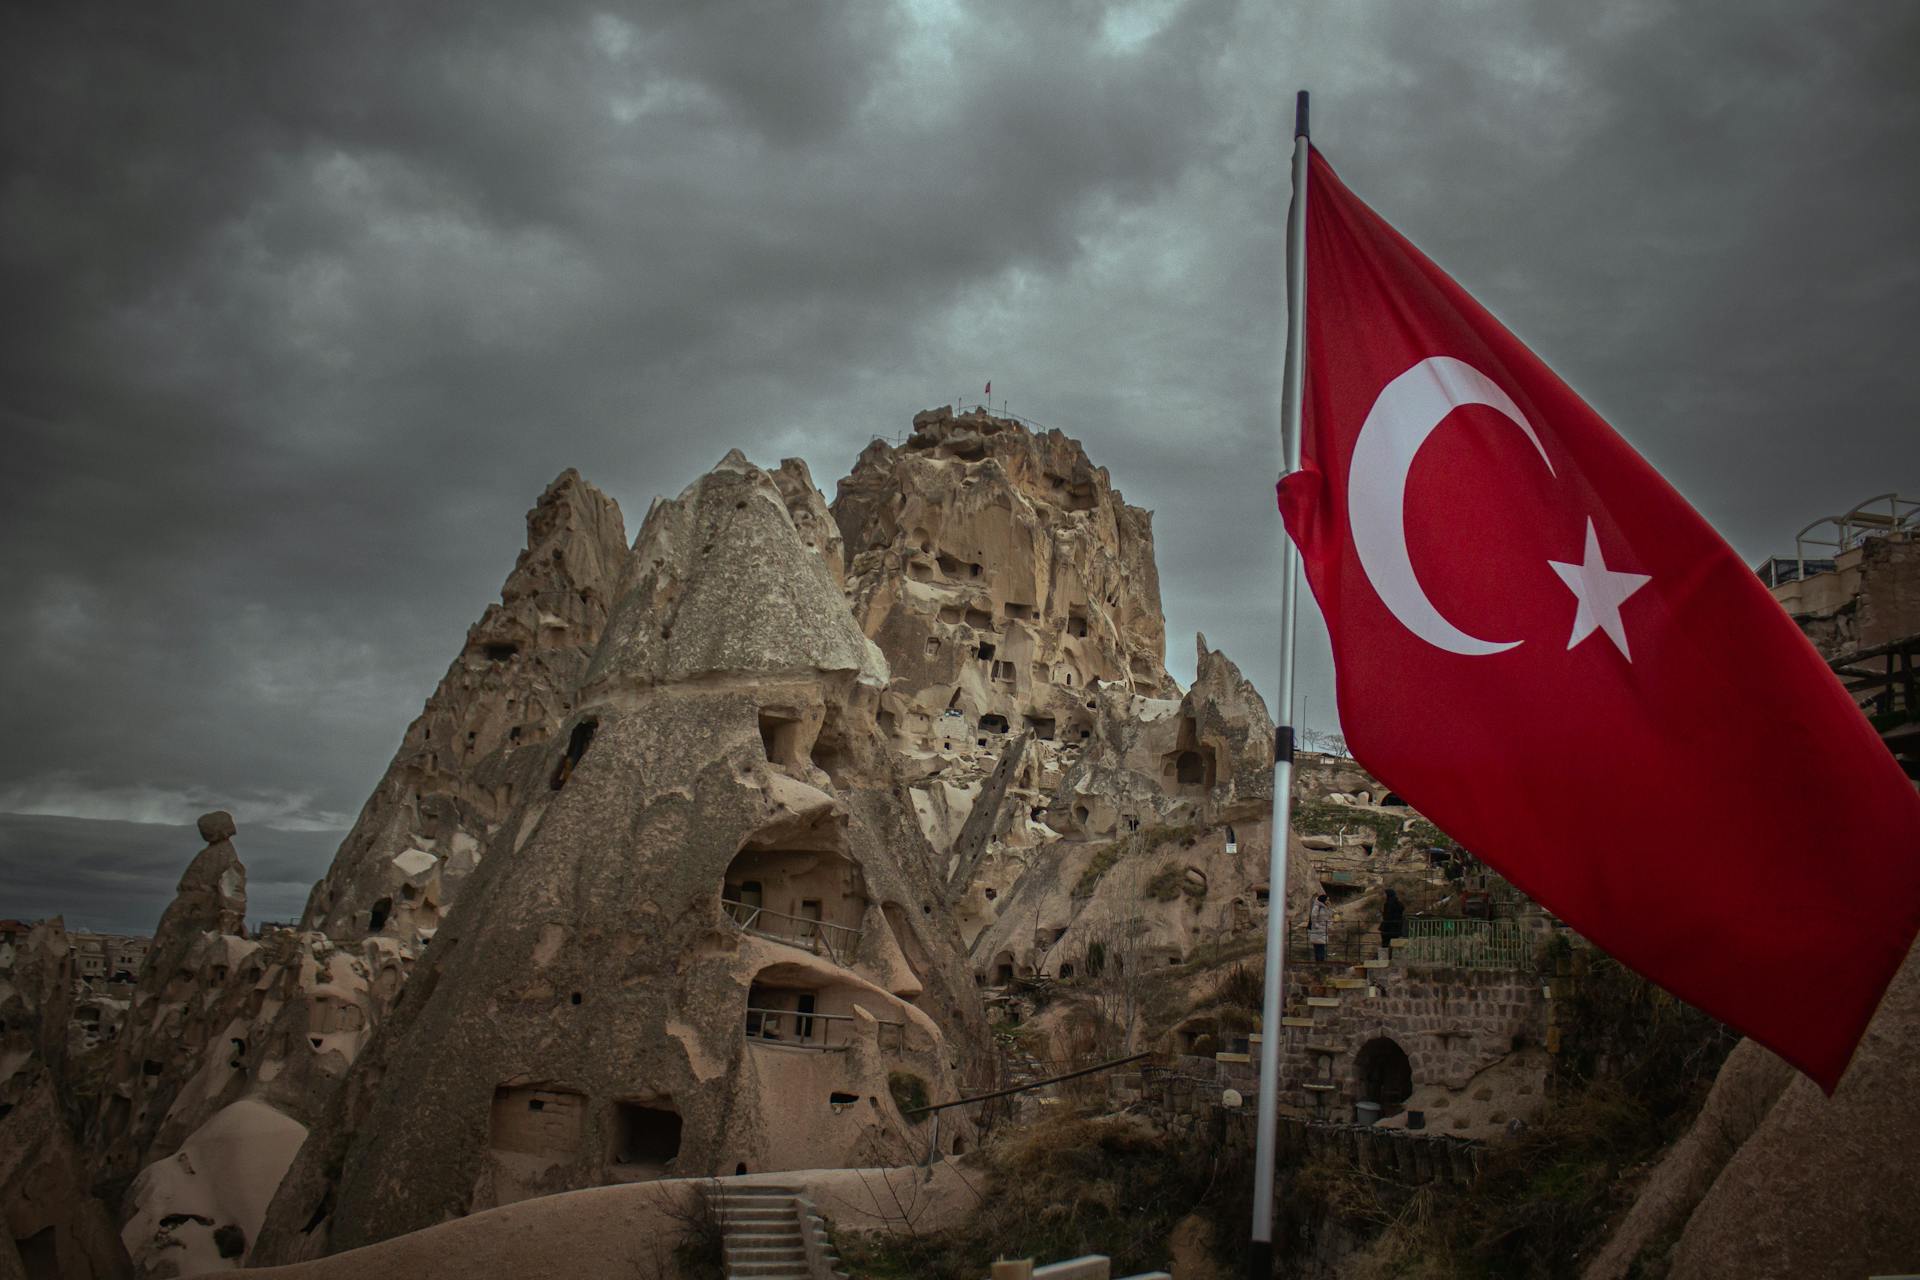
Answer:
[1248, 88, 1310, 1280]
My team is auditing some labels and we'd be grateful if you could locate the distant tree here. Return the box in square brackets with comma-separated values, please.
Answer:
[1301, 727, 1348, 757]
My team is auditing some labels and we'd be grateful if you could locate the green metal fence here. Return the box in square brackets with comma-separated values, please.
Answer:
[1398, 917, 1535, 971]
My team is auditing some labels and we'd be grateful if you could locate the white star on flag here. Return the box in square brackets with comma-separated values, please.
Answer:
[1548, 519, 1651, 660]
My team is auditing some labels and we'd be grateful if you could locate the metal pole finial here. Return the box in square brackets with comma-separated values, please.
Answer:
[1295, 90, 1310, 140]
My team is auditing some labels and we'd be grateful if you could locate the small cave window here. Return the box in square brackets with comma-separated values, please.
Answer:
[964, 607, 993, 630]
[979, 714, 1009, 734]
[1024, 715, 1056, 740]
[1005, 602, 1033, 621]
[990, 659, 1016, 682]
[551, 719, 598, 790]
[983, 887, 997, 901]
[969, 562, 983, 577]
[925, 637, 941, 657]
[1067, 612, 1089, 638]
[758, 707, 804, 767]
[829, 1091, 859, 1107]
[936, 552, 962, 576]
[1059, 963, 1074, 979]
[367, 897, 392, 932]
[143, 1059, 163, 1076]
[481, 642, 519, 663]
[975, 640, 997, 661]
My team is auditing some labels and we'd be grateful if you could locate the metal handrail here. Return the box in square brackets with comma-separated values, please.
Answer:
[722, 899, 863, 965]
[1399, 917, 1535, 972]
[744, 1005, 906, 1051]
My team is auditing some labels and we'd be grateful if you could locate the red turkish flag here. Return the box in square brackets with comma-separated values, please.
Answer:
[1277, 146, 1920, 1091]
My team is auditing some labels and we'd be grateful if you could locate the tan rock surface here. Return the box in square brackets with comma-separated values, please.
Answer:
[227, 1165, 980, 1279]
[1651, 943, 1920, 1280]
[121, 1099, 307, 1276]
[301, 469, 629, 942]
[253, 452, 990, 1260]
[0, 918, 130, 1279]
[1581, 1038, 1794, 1280]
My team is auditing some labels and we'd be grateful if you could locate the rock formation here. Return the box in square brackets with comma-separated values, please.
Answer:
[79, 819, 409, 1275]
[1590, 945, 1920, 1279]
[52, 407, 1405, 1270]
[300, 469, 629, 942]
[89, 813, 250, 1187]
[254, 450, 992, 1260]
[0, 917, 130, 1279]
[833, 408, 1175, 858]
[963, 635, 1293, 983]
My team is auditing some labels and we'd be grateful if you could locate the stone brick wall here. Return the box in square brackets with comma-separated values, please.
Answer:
[1278, 966, 1547, 1117]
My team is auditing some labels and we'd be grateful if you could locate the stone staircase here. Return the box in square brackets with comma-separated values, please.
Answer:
[705, 1182, 848, 1279]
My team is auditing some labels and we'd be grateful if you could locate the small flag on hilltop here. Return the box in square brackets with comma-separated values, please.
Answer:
[984, 380, 991, 399]
[1275, 145, 1920, 1092]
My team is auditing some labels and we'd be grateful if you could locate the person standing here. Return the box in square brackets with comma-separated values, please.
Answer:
[1380, 888, 1406, 951]
[1307, 892, 1332, 962]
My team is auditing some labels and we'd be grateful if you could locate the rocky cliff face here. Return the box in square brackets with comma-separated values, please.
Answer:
[0, 918, 130, 1279]
[255, 451, 992, 1260]
[88, 813, 250, 1187]
[833, 408, 1174, 855]
[1590, 944, 1920, 1280]
[63, 407, 1301, 1267]
[300, 469, 629, 943]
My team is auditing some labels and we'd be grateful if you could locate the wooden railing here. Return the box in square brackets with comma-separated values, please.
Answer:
[722, 899, 863, 965]
[744, 1005, 907, 1051]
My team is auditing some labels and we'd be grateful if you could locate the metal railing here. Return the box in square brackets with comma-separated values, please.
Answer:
[744, 1006, 906, 1051]
[722, 899, 863, 966]
[1398, 917, 1535, 971]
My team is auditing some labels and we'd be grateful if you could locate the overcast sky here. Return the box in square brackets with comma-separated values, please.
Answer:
[3, 2, 1915, 935]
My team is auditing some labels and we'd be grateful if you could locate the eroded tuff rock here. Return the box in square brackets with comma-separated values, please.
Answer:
[953, 634, 1279, 950]
[255, 452, 990, 1261]
[88, 817, 250, 1186]
[301, 469, 629, 942]
[121, 1100, 307, 1279]
[1594, 944, 1920, 1280]
[86, 820, 408, 1239]
[0, 918, 130, 1279]
[833, 408, 1174, 854]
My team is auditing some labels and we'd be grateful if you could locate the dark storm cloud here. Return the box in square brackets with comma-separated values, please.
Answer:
[0, 814, 333, 935]
[2, 2, 1915, 929]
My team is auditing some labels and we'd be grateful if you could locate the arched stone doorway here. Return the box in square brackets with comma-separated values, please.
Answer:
[1353, 1036, 1413, 1115]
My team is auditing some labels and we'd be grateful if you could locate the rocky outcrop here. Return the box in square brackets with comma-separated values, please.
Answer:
[300, 470, 629, 942]
[0, 918, 130, 1279]
[1582, 1039, 1795, 1280]
[87, 820, 409, 1221]
[254, 451, 991, 1261]
[120, 1100, 307, 1278]
[1594, 943, 1920, 1280]
[834, 407, 1174, 844]
[89, 817, 251, 1188]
